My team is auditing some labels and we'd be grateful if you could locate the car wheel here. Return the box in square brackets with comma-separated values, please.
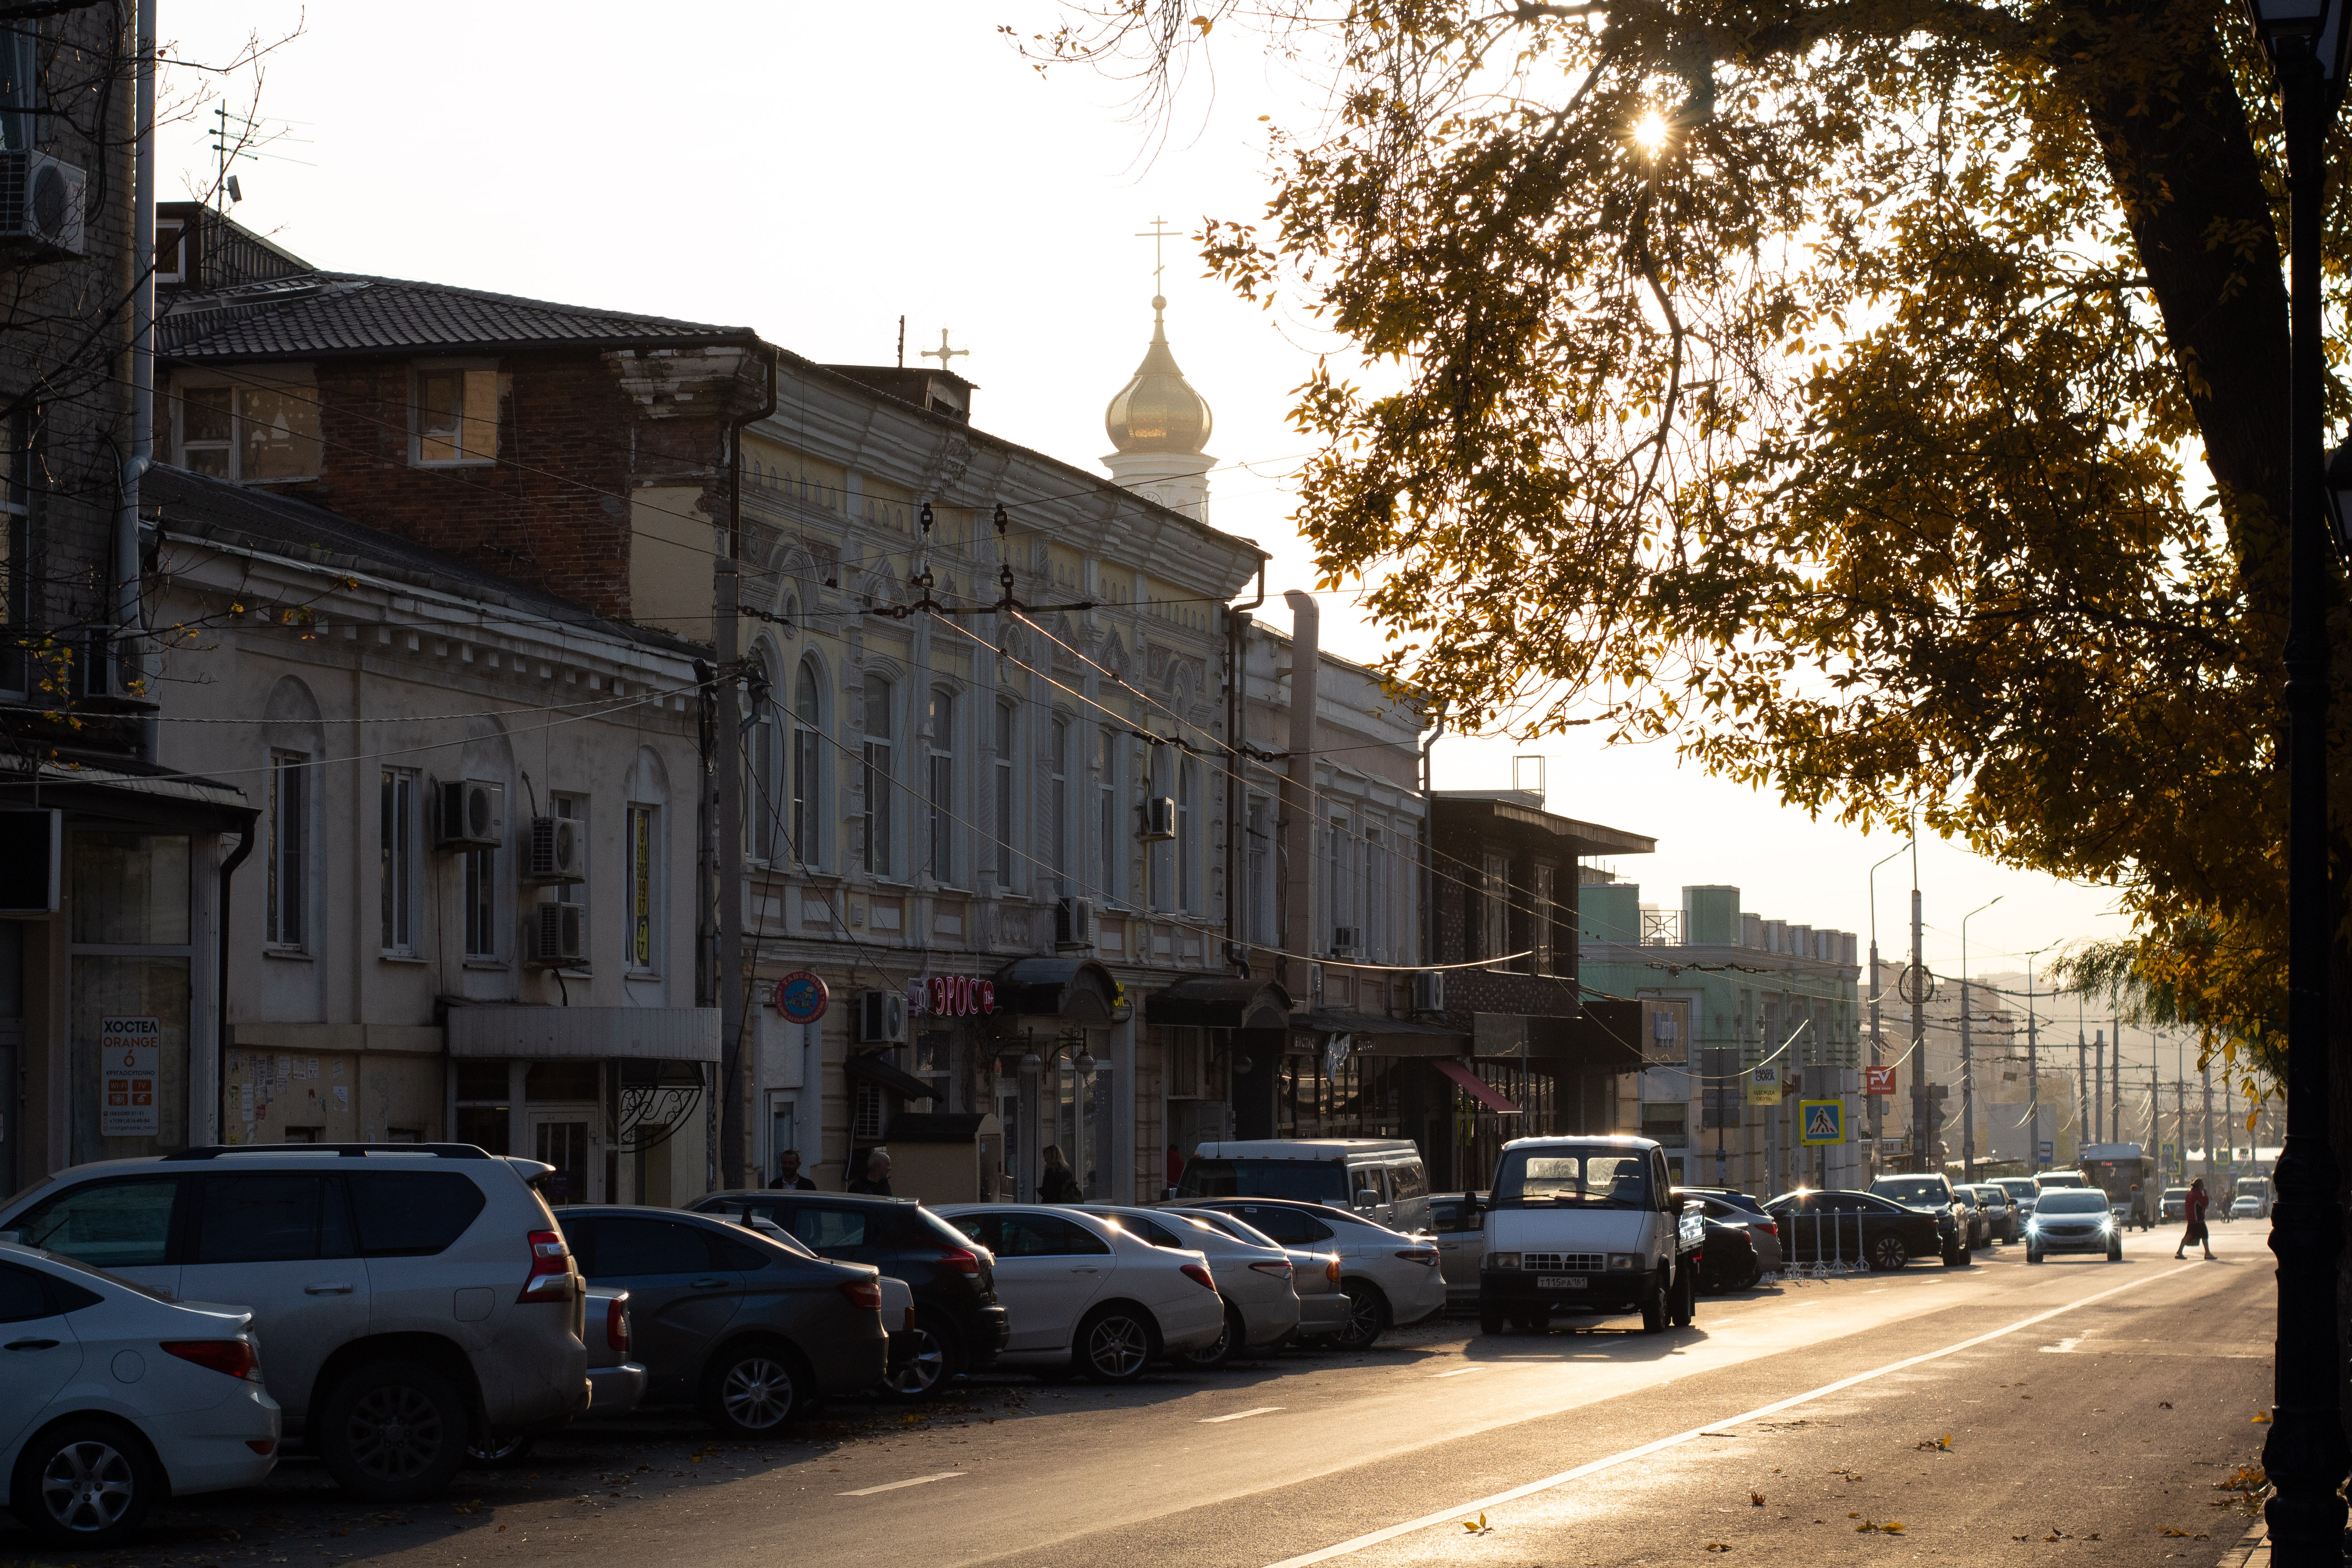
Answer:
[1478, 1302, 1505, 1337]
[1172, 1304, 1244, 1372]
[1868, 1235, 1908, 1273]
[1516, 1307, 1550, 1334]
[1740, 1258, 1765, 1289]
[1671, 1266, 1697, 1328]
[464, 1431, 536, 1468]
[2107, 1242, 2124, 1263]
[2027, 1245, 2044, 1264]
[1075, 1305, 1156, 1383]
[700, 1340, 808, 1436]
[1639, 1270, 1668, 1333]
[318, 1359, 470, 1503]
[1334, 1282, 1391, 1351]
[882, 1314, 957, 1401]
[11, 1416, 158, 1549]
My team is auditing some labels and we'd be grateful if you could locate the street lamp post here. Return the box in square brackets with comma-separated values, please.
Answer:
[2237, 0, 2351, 1554]
[1959, 896, 2002, 1182]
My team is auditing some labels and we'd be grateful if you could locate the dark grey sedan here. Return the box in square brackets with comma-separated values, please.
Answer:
[556, 1206, 887, 1436]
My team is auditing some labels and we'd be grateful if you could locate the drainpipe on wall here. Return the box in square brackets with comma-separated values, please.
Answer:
[1223, 557, 1265, 975]
[214, 810, 257, 1146]
[1281, 590, 1319, 1004]
[119, 0, 157, 758]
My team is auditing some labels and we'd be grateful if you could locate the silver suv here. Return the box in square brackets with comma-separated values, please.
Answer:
[0, 1144, 587, 1501]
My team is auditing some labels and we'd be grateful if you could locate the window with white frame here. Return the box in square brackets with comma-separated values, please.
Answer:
[1327, 814, 1356, 953]
[265, 750, 309, 950]
[173, 374, 323, 483]
[1096, 726, 1121, 905]
[1049, 714, 1071, 897]
[927, 686, 956, 884]
[994, 698, 1018, 885]
[463, 837, 500, 960]
[1178, 755, 1200, 914]
[626, 804, 660, 972]
[379, 768, 419, 955]
[412, 364, 501, 466]
[790, 659, 822, 867]
[862, 675, 893, 877]
[1366, 823, 1389, 962]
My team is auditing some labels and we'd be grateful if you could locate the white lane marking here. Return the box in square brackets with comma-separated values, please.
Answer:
[1201, 1406, 1285, 1424]
[838, 1471, 966, 1496]
[1430, 1367, 1485, 1378]
[1261, 1262, 2199, 1568]
[2040, 1337, 2082, 1354]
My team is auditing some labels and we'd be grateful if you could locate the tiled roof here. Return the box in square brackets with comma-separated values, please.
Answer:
[157, 271, 752, 360]
[144, 464, 704, 657]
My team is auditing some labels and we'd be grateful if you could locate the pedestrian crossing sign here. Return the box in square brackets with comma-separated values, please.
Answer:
[1799, 1099, 1845, 1146]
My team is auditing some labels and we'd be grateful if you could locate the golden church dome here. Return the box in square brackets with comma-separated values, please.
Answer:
[1104, 295, 1212, 455]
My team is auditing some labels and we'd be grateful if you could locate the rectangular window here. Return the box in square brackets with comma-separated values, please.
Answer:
[928, 688, 955, 884]
[789, 659, 820, 867]
[1533, 862, 1557, 975]
[1482, 852, 1509, 969]
[1049, 715, 1070, 896]
[627, 805, 657, 972]
[862, 675, 892, 877]
[994, 699, 1017, 885]
[1149, 745, 1175, 912]
[413, 367, 500, 465]
[1178, 756, 1199, 914]
[265, 750, 308, 950]
[155, 221, 185, 284]
[1245, 794, 1270, 947]
[172, 379, 322, 483]
[463, 846, 497, 959]
[379, 769, 417, 954]
[1366, 825, 1388, 961]
[1097, 728, 1119, 904]
[750, 693, 777, 862]
[1328, 815, 1355, 950]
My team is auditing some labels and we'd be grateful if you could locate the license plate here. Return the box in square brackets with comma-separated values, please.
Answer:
[1537, 1275, 1588, 1290]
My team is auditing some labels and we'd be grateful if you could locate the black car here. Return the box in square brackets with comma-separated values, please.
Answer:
[1765, 1190, 1947, 1272]
[557, 1206, 887, 1436]
[1695, 1214, 1762, 1293]
[691, 1189, 1009, 1397]
[1866, 1173, 1974, 1264]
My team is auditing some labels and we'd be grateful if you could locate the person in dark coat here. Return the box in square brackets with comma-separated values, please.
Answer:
[2175, 1176, 2214, 1259]
[1039, 1144, 1083, 1204]
[848, 1148, 893, 1196]
[768, 1150, 815, 1191]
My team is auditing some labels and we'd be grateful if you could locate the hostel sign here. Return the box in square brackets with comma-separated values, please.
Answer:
[100, 1016, 160, 1137]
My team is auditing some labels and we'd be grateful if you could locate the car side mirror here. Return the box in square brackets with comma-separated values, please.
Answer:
[1355, 1190, 1383, 1209]
[1161, 1186, 1178, 1201]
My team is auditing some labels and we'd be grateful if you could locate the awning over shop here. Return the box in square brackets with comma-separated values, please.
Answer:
[994, 956, 1124, 1024]
[1434, 1058, 1524, 1115]
[1146, 977, 1293, 1031]
[844, 1050, 939, 1102]
[1294, 1006, 1470, 1057]
[445, 1005, 718, 1061]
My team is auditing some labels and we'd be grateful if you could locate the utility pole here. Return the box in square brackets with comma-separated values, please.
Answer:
[1908, 847, 1929, 1173]
[2203, 1058, 2216, 1184]
[2093, 1029, 2106, 1143]
[2024, 951, 2045, 1171]
[2113, 1019, 2128, 1149]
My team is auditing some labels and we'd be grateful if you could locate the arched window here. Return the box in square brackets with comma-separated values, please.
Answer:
[789, 658, 821, 866]
[927, 686, 956, 885]
[862, 674, 893, 876]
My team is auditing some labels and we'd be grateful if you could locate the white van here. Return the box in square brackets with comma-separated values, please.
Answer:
[1477, 1135, 1696, 1335]
[1175, 1139, 1431, 1233]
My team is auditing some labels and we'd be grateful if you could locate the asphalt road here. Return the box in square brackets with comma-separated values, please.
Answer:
[18, 1217, 2277, 1568]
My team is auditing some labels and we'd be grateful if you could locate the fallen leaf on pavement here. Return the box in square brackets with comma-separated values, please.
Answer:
[1460, 1513, 1491, 1535]
[1751, 1492, 1765, 1507]
[1915, 1434, 1952, 1451]
[1706, 1544, 1732, 1553]
[451, 1500, 482, 1516]
[1854, 1520, 1906, 1534]
[2162, 1528, 2190, 1538]
[2253, 1413, 2272, 1424]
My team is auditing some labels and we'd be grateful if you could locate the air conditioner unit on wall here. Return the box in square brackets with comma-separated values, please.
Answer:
[526, 816, 585, 883]
[0, 151, 84, 261]
[437, 780, 504, 849]
[1055, 897, 1096, 950]
[523, 902, 586, 969]
[1411, 970, 1446, 1013]
[1331, 926, 1360, 957]
[857, 989, 907, 1044]
[1142, 795, 1177, 841]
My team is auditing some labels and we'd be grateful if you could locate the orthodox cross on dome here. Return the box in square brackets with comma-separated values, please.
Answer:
[1136, 216, 1180, 297]
[921, 328, 967, 370]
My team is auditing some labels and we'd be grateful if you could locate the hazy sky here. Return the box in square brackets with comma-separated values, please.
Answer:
[152, 1, 2145, 1004]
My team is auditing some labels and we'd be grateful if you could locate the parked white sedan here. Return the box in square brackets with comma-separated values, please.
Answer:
[935, 1205, 1225, 1382]
[1178, 1199, 1446, 1348]
[0, 1242, 280, 1548]
[1170, 1207, 1352, 1343]
[1073, 1205, 1301, 1369]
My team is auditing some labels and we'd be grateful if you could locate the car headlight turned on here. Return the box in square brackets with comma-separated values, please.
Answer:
[1488, 1252, 1521, 1271]
[1607, 1254, 1641, 1271]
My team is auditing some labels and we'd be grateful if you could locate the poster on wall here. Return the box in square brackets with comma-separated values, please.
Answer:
[100, 1016, 161, 1137]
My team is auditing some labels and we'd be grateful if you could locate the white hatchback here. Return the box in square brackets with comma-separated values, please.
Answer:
[0, 1242, 280, 1548]
[1073, 1205, 1302, 1369]
[934, 1205, 1224, 1382]
[1179, 1199, 1446, 1348]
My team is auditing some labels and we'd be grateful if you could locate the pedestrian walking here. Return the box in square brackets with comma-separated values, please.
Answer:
[2174, 1176, 2214, 1259]
[1039, 1144, 1083, 1204]
[848, 1147, 894, 1196]
[768, 1150, 815, 1191]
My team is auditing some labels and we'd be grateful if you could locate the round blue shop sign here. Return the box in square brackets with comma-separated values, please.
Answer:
[774, 971, 829, 1024]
